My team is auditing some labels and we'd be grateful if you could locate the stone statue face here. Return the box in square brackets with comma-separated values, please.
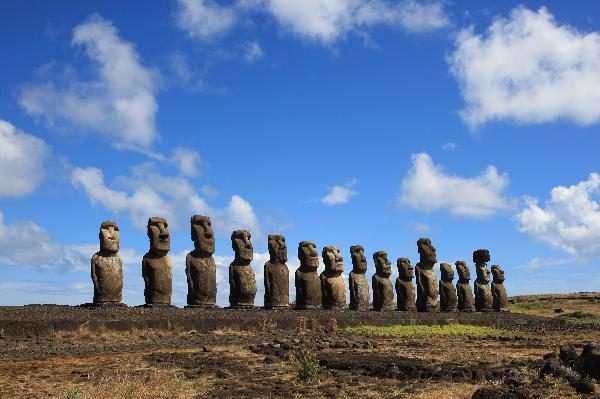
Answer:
[455, 261, 470, 281]
[476, 265, 490, 284]
[350, 245, 367, 273]
[191, 215, 215, 254]
[231, 230, 253, 262]
[99, 221, 119, 253]
[440, 263, 454, 282]
[417, 238, 437, 264]
[491, 265, 505, 283]
[322, 246, 344, 276]
[473, 249, 490, 264]
[298, 241, 319, 270]
[268, 234, 288, 263]
[147, 217, 170, 253]
[397, 258, 414, 279]
[373, 251, 392, 277]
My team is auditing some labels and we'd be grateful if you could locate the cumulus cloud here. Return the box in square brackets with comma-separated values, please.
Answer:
[19, 14, 159, 148]
[516, 173, 600, 257]
[441, 142, 458, 151]
[398, 153, 510, 218]
[172, 147, 201, 177]
[449, 6, 600, 128]
[243, 40, 264, 63]
[175, 0, 238, 41]
[321, 180, 358, 205]
[523, 256, 575, 272]
[0, 120, 49, 197]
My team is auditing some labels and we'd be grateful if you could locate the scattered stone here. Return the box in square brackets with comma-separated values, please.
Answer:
[348, 245, 370, 311]
[575, 341, 600, 380]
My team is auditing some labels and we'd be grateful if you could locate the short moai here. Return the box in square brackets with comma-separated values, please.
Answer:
[142, 217, 172, 306]
[439, 263, 457, 312]
[372, 251, 394, 311]
[415, 238, 439, 312]
[91, 221, 124, 306]
[473, 249, 493, 312]
[229, 230, 257, 309]
[185, 215, 217, 308]
[348, 245, 369, 310]
[295, 241, 321, 310]
[491, 265, 509, 312]
[395, 258, 416, 311]
[264, 234, 289, 309]
[455, 260, 475, 312]
[320, 246, 346, 309]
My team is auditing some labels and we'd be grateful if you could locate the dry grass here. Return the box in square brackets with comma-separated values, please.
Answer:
[509, 298, 600, 320]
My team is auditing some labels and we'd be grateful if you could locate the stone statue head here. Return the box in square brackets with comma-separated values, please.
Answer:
[99, 221, 119, 253]
[476, 264, 491, 284]
[455, 261, 470, 282]
[298, 241, 319, 271]
[491, 265, 505, 283]
[147, 217, 170, 254]
[191, 215, 215, 255]
[268, 234, 288, 263]
[473, 249, 490, 264]
[231, 230, 253, 263]
[417, 238, 437, 264]
[440, 263, 454, 282]
[397, 258, 414, 280]
[322, 246, 344, 276]
[373, 251, 392, 277]
[350, 245, 367, 274]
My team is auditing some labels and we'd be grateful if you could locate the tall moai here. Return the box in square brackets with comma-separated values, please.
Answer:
[91, 221, 124, 306]
[295, 241, 321, 310]
[348, 245, 369, 310]
[229, 230, 257, 309]
[491, 265, 509, 312]
[142, 217, 172, 306]
[185, 215, 217, 308]
[415, 238, 439, 312]
[372, 251, 394, 311]
[320, 246, 346, 309]
[264, 234, 289, 309]
[473, 249, 493, 312]
[395, 258, 416, 311]
[439, 263, 457, 312]
[455, 260, 475, 312]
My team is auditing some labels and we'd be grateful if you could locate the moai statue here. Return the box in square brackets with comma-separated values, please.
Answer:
[491, 265, 509, 312]
[295, 241, 321, 310]
[91, 221, 124, 306]
[142, 217, 172, 306]
[185, 215, 216, 308]
[372, 251, 394, 311]
[395, 258, 416, 311]
[415, 238, 439, 312]
[439, 263, 457, 312]
[473, 249, 493, 312]
[229, 230, 257, 309]
[264, 234, 289, 309]
[455, 260, 475, 312]
[348, 245, 369, 310]
[320, 246, 346, 309]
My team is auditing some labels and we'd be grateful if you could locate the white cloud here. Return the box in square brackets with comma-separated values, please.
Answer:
[441, 142, 457, 151]
[168, 52, 205, 90]
[243, 40, 264, 63]
[448, 6, 600, 128]
[321, 181, 358, 205]
[0, 120, 49, 197]
[172, 147, 201, 177]
[522, 256, 575, 272]
[398, 153, 510, 218]
[19, 14, 159, 148]
[516, 173, 600, 257]
[176, 0, 238, 41]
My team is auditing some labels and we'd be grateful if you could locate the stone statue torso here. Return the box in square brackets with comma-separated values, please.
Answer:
[395, 278, 416, 311]
[264, 261, 289, 308]
[142, 253, 172, 304]
[439, 280, 457, 311]
[415, 264, 439, 312]
[349, 271, 369, 310]
[186, 253, 216, 307]
[456, 281, 475, 312]
[474, 280, 493, 311]
[295, 268, 321, 309]
[229, 264, 256, 307]
[491, 282, 508, 312]
[320, 273, 346, 309]
[92, 253, 123, 304]
[372, 274, 394, 311]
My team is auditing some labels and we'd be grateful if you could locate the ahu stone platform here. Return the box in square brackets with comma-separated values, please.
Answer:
[0, 305, 571, 338]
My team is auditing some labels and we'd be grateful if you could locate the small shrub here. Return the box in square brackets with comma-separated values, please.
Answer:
[292, 343, 323, 384]
[63, 388, 82, 399]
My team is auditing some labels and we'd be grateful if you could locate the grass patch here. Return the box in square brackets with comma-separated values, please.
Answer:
[509, 301, 554, 312]
[559, 311, 600, 324]
[291, 343, 324, 384]
[345, 324, 507, 337]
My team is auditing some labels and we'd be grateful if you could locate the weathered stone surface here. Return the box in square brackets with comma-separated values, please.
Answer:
[575, 342, 600, 380]
[264, 235, 289, 309]
[91, 221, 123, 305]
[229, 230, 256, 309]
[473, 249, 492, 312]
[456, 260, 475, 312]
[295, 241, 321, 310]
[395, 258, 416, 311]
[186, 215, 216, 308]
[142, 217, 172, 305]
[491, 265, 509, 312]
[320, 246, 346, 309]
[439, 263, 457, 312]
[415, 238, 439, 312]
[348, 245, 369, 311]
[372, 251, 394, 311]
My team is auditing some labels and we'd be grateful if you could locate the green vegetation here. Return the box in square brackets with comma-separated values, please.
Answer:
[63, 388, 82, 399]
[509, 301, 553, 312]
[291, 344, 323, 384]
[559, 311, 600, 324]
[346, 324, 507, 337]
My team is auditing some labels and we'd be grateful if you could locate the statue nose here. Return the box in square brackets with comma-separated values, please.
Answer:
[159, 232, 169, 240]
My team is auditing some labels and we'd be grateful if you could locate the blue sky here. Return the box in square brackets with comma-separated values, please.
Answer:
[1, 0, 599, 306]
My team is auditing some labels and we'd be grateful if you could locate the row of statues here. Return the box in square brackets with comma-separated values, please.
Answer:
[91, 216, 508, 312]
